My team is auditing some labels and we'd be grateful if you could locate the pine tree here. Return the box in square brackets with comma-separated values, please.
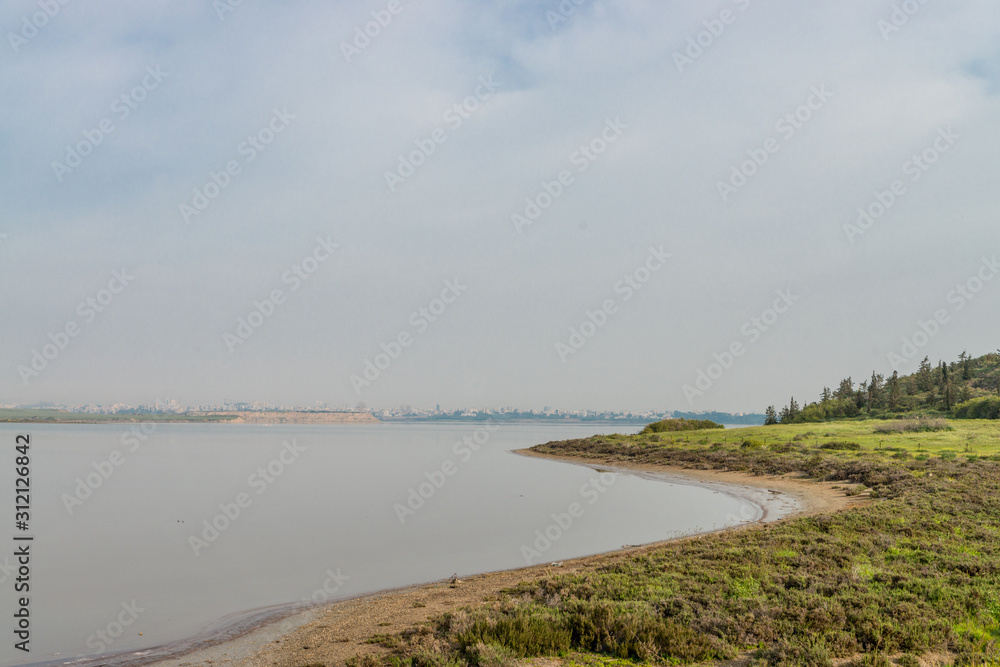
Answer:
[867, 371, 883, 413]
[821, 387, 832, 403]
[925, 383, 939, 407]
[764, 405, 778, 426]
[942, 363, 953, 411]
[836, 378, 853, 400]
[888, 371, 901, 411]
[917, 356, 933, 391]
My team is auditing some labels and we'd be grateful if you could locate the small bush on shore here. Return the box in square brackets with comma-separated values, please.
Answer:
[818, 441, 862, 450]
[462, 642, 519, 667]
[873, 418, 952, 433]
[847, 653, 892, 667]
[640, 418, 724, 434]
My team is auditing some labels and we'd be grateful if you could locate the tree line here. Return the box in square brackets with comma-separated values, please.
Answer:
[764, 349, 1000, 424]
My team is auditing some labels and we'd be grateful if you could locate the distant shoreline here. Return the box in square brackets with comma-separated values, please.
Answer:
[0, 409, 763, 426]
[0, 409, 377, 425]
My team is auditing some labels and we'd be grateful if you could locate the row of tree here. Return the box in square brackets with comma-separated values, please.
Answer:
[764, 350, 1000, 424]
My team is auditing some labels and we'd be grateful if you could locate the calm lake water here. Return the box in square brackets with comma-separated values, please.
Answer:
[0, 422, 772, 667]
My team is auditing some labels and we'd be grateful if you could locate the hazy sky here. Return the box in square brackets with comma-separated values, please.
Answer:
[1, 0, 998, 413]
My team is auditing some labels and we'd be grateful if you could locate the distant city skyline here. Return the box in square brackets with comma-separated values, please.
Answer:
[1, 398, 762, 416]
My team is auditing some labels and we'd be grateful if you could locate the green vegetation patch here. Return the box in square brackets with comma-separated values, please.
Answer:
[873, 418, 952, 433]
[953, 396, 1000, 420]
[817, 441, 862, 451]
[639, 418, 724, 434]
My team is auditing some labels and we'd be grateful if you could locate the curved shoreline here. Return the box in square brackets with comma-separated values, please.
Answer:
[515, 448, 861, 518]
[76, 450, 859, 667]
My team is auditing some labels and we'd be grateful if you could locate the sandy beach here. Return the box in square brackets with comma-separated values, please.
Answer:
[141, 450, 866, 667]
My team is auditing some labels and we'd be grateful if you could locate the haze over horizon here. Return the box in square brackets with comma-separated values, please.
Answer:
[2, 1, 999, 414]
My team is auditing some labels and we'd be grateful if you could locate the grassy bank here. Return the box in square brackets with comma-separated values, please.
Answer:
[350, 420, 1000, 667]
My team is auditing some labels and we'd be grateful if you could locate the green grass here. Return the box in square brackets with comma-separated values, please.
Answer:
[703, 419, 1000, 456]
[354, 420, 1000, 667]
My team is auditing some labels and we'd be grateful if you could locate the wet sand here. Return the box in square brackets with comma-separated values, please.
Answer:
[137, 450, 865, 667]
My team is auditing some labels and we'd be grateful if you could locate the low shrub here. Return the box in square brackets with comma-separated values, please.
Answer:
[953, 396, 1000, 420]
[873, 418, 952, 433]
[818, 441, 862, 451]
[848, 654, 892, 667]
[640, 418, 725, 434]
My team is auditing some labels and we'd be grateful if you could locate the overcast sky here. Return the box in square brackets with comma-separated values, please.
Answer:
[1, 0, 998, 413]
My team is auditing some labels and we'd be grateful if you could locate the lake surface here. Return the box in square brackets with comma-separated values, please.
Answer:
[0, 422, 774, 667]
